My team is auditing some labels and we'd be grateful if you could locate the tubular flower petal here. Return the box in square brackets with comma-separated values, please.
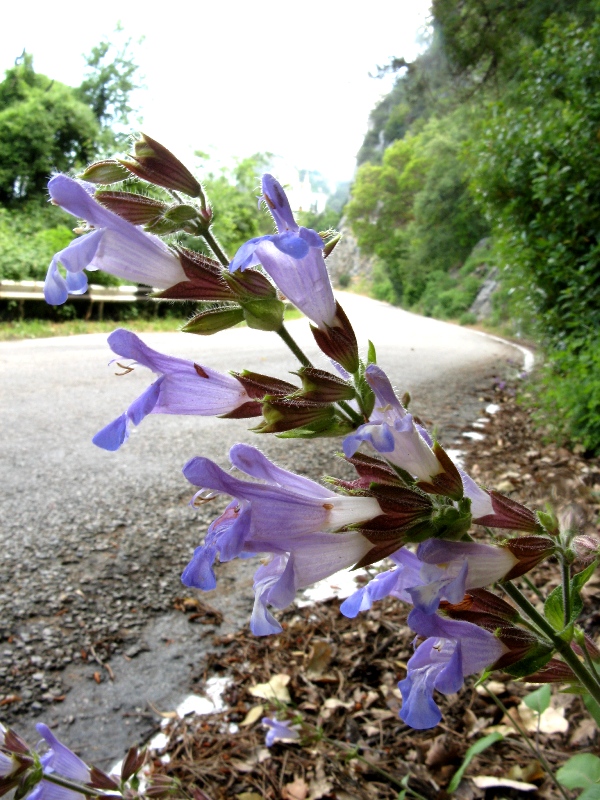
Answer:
[181, 444, 381, 596]
[229, 174, 337, 329]
[93, 329, 257, 450]
[343, 364, 446, 484]
[398, 610, 508, 729]
[341, 539, 519, 618]
[460, 470, 542, 532]
[28, 723, 91, 800]
[250, 532, 372, 635]
[44, 175, 186, 305]
[262, 718, 300, 747]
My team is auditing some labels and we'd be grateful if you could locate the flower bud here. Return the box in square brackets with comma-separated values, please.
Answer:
[255, 397, 337, 434]
[182, 306, 245, 335]
[572, 534, 600, 564]
[322, 231, 342, 258]
[121, 746, 146, 781]
[239, 296, 285, 331]
[416, 441, 464, 501]
[80, 159, 131, 184]
[119, 133, 202, 198]
[294, 367, 356, 403]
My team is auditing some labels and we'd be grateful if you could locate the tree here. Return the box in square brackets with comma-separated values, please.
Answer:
[0, 54, 99, 204]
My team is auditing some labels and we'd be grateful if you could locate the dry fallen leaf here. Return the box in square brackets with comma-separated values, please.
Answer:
[249, 674, 291, 704]
[240, 704, 264, 727]
[305, 641, 333, 679]
[517, 701, 569, 734]
[281, 776, 308, 800]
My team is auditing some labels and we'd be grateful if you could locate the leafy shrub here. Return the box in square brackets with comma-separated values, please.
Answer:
[528, 338, 600, 454]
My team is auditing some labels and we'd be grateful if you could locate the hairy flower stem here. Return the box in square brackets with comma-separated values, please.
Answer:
[484, 688, 570, 800]
[202, 229, 229, 267]
[276, 325, 313, 368]
[42, 772, 116, 798]
[561, 557, 572, 628]
[337, 399, 364, 426]
[503, 581, 600, 705]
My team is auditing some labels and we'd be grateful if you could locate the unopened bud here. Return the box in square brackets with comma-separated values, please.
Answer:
[322, 231, 341, 258]
[239, 297, 285, 331]
[121, 746, 146, 781]
[294, 367, 356, 402]
[255, 397, 336, 434]
[182, 306, 244, 335]
[120, 134, 202, 198]
[80, 159, 130, 184]
[573, 534, 600, 564]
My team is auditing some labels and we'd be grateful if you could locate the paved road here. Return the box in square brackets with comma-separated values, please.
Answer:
[0, 293, 524, 765]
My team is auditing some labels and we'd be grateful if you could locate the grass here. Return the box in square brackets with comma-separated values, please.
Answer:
[0, 305, 303, 342]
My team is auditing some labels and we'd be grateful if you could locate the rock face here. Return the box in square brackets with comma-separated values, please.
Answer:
[470, 266, 499, 321]
[325, 223, 376, 288]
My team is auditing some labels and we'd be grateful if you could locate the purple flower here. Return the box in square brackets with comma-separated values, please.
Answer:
[398, 610, 507, 729]
[229, 175, 337, 329]
[29, 723, 90, 800]
[341, 539, 518, 618]
[343, 365, 443, 483]
[181, 443, 381, 591]
[251, 532, 372, 635]
[262, 717, 300, 747]
[44, 175, 186, 305]
[93, 329, 257, 451]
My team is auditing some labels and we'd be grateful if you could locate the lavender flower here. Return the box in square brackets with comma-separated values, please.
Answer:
[0, 724, 19, 779]
[341, 539, 519, 618]
[250, 532, 372, 635]
[93, 329, 257, 451]
[29, 723, 90, 800]
[44, 175, 186, 305]
[343, 365, 444, 483]
[181, 443, 381, 591]
[262, 717, 300, 747]
[398, 610, 507, 729]
[229, 175, 337, 329]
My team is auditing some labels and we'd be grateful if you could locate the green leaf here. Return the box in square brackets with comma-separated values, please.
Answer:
[523, 684, 551, 714]
[447, 732, 504, 793]
[584, 694, 600, 727]
[503, 643, 554, 678]
[557, 753, 600, 790]
[572, 560, 599, 594]
[367, 340, 377, 364]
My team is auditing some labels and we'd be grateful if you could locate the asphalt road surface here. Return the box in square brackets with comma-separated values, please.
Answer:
[0, 292, 526, 766]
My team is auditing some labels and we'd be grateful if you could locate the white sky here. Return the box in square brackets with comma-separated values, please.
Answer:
[1, 0, 431, 187]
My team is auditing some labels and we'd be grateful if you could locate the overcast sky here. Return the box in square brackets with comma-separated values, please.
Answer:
[2, 1, 431, 186]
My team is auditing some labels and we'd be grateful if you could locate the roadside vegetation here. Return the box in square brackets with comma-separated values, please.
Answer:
[346, 0, 600, 454]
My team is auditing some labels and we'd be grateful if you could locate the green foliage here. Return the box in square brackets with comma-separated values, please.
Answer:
[557, 753, 600, 799]
[523, 684, 551, 715]
[348, 111, 488, 310]
[447, 731, 503, 793]
[187, 153, 273, 260]
[0, 55, 99, 204]
[470, 19, 600, 346]
[528, 338, 600, 455]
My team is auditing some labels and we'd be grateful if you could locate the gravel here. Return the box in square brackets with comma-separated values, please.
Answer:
[0, 295, 525, 767]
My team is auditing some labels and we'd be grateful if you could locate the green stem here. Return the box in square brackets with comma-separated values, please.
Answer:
[578, 632, 600, 690]
[321, 736, 427, 799]
[503, 581, 600, 705]
[561, 557, 572, 628]
[202, 229, 229, 267]
[42, 773, 118, 798]
[276, 324, 313, 368]
[522, 574, 545, 602]
[337, 399, 364, 427]
[484, 688, 570, 800]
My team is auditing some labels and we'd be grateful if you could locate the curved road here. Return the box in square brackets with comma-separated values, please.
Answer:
[0, 293, 524, 765]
